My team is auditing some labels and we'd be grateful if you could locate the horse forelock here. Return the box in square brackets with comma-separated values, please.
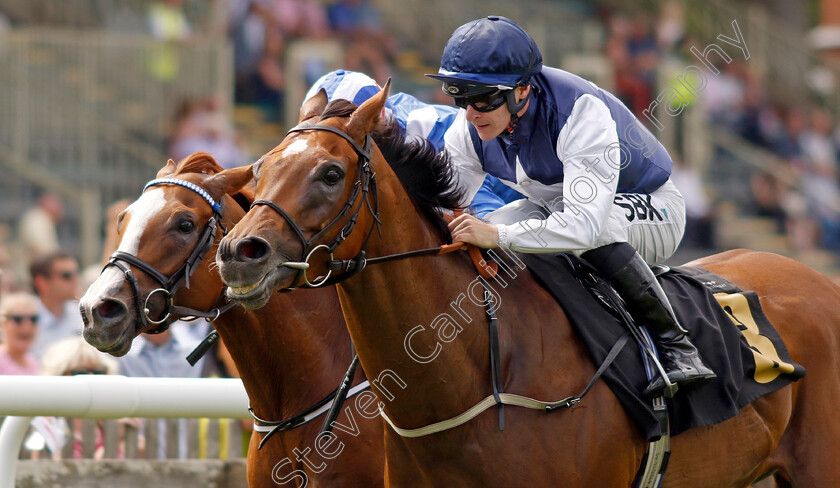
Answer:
[318, 99, 357, 121]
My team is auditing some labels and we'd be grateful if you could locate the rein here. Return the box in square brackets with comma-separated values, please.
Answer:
[102, 178, 234, 334]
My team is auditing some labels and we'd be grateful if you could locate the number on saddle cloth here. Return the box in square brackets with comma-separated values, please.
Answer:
[504, 252, 806, 441]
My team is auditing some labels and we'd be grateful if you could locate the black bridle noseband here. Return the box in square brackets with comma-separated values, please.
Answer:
[103, 178, 233, 334]
[250, 124, 381, 290]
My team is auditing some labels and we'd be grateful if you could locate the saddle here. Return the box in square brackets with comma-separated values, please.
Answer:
[511, 251, 805, 440]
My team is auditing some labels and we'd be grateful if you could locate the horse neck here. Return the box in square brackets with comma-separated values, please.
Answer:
[205, 195, 354, 422]
[213, 287, 353, 421]
[336, 179, 492, 428]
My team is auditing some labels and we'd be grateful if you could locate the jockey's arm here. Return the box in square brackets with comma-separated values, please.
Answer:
[497, 94, 620, 252]
[447, 95, 621, 252]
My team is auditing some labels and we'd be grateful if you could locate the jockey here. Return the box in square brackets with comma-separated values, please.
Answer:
[428, 16, 715, 397]
[305, 69, 524, 218]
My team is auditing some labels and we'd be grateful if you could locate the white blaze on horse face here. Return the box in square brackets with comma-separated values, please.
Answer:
[80, 265, 126, 307]
[118, 188, 168, 255]
[80, 188, 168, 305]
[282, 138, 309, 158]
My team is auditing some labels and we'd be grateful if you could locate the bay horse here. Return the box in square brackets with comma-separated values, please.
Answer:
[79, 153, 385, 487]
[215, 83, 840, 487]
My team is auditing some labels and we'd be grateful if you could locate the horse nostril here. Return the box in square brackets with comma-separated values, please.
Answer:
[237, 237, 269, 261]
[93, 299, 127, 322]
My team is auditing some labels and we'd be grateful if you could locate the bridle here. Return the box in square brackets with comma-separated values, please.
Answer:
[250, 124, 381, 290]
[247, 122, 500, 447]
[251, 123, 499, 292]
[103, 178, 233, 334]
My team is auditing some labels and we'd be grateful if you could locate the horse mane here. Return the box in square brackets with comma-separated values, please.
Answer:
[319, 100, 464, 238]
[172, 152, 254, 212]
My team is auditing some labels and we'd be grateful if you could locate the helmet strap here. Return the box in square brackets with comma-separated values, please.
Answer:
[505, 88, 528, 134]
[505, 36, 538, 134]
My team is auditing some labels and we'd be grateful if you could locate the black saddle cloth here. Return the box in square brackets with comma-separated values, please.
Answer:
[516, 252, 805, 441]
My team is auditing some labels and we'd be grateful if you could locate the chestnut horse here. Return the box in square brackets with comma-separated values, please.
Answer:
[79, 153, 384, 487]
[215, 83, 840, 487]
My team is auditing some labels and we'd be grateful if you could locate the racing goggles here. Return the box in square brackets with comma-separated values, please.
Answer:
[443, 83, 513, 112]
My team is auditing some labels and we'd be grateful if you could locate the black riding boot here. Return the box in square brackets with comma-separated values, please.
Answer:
[583, 243, 716, 398]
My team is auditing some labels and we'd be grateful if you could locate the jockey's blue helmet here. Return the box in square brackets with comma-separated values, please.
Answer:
[427, 16, 542, 89]
[426, 16, 542, 127]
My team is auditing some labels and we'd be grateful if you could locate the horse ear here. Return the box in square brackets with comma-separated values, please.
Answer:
[299, 89, 329, 123]
[212, 164, 254, 197]
[157, 159, 177, 178]
[347, 78, 390, 141]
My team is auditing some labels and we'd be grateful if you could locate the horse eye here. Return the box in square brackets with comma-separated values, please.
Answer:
[178, 220, 195, 233]
[324, 169, 342, 185]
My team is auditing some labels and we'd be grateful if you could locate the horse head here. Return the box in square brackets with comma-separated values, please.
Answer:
[216, 82, 394, 309]
[80, 153, 252, 356]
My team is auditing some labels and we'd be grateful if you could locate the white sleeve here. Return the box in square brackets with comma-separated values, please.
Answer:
[443, 110, 488, 208]
[501, 94, 620, 252]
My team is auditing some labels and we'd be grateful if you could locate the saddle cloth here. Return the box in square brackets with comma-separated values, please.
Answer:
[516, 252, 806, 441]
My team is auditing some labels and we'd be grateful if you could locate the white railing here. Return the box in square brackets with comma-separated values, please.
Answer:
[0, 375, 250, 488]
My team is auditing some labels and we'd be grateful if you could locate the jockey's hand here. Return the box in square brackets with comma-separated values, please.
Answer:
[448, 213, 499, 249]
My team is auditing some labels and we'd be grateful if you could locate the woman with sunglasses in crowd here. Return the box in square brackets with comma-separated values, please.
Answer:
[431, 16, 714, 398]
[0, 292, 41, 375]
[38, 336, 130, 460]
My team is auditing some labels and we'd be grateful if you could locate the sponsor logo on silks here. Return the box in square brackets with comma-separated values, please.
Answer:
[613, 194, 664, 222]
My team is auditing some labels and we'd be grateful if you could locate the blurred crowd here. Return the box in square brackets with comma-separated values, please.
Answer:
[165, 0, 398, 168]
[601, 3, 840, 256]
[0, 198, 233, 460]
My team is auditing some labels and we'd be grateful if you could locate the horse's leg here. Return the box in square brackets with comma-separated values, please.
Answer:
[691, 250, 840, 487]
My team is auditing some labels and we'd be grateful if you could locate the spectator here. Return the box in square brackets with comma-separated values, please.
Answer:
[737, 74, 775, 148]
[41, 335, 119, 378]
[0, 292, 41, 375]
[270, 0, 332, 88]
[605, 14, 654, 117]
[29, 250, 84, 359]
[17, 193, 64, 267]
[146, 0, 192, 83]
[228, 0, 288, 119]
[625, 14, 659, 87]
[0, 230, 20, 296]
[656, 0, 685, 58]
[169, 97, 248, 169]
[229, 0, 271, 104]
[772, 108, 806, 161]
[327, 0, 395, 82]
[38, 337, 133, 460]
[750, 172, 789, 234]
[118, 328, 205, 459]
[271, 0, 329, 40]
[671, 158, 715, 249]
[797, 108, 840, 250]
[703, 61, 746, 129]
